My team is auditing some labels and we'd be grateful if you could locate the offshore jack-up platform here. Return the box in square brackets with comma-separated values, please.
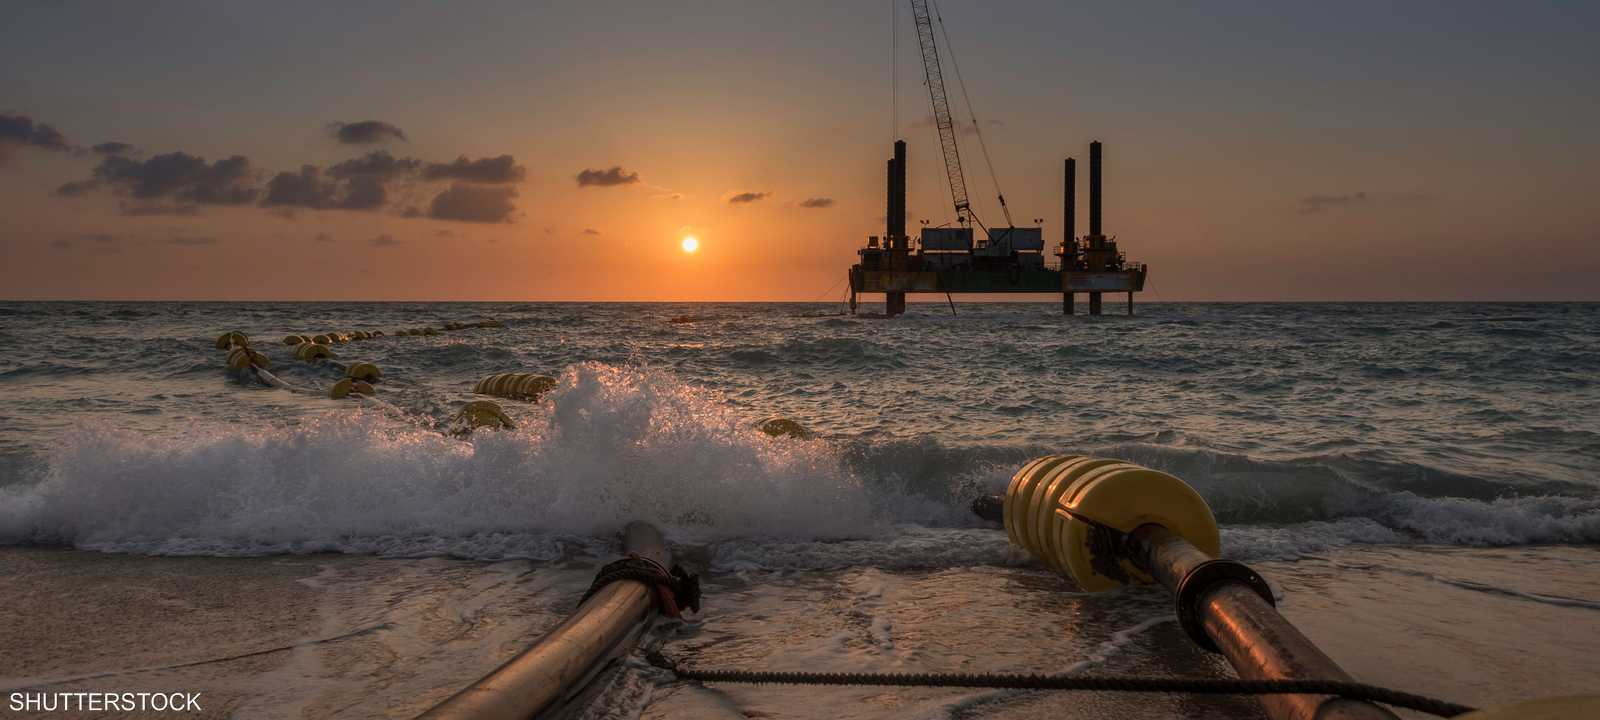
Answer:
[848, 139, 1147, 316]
[848, 0, 1145, 316]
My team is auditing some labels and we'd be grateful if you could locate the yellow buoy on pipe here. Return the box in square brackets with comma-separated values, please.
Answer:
[283, 335, 307, 345]
[294, 342, 334, 361]
[474, 373, 556, 401]
[1003, 455, 1218, 592]
[330, 378, 375, 399]
[449, 400, 514, 436]
[225, 346, 270, 371]
[345, 362, 382, 382]
[215, 331, 248, 349]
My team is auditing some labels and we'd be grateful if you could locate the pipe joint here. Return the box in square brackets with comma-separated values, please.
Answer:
[1175, 558, 1276, 652]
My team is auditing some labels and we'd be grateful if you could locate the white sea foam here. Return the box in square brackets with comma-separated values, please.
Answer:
[0, 364, 890, 556]
[1, 361, 1596, 566]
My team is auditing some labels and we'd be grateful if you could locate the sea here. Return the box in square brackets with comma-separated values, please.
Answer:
[1, 301, 1596, 719]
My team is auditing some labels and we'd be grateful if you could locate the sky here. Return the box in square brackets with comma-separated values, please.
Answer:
[2, 0, 1597, 301]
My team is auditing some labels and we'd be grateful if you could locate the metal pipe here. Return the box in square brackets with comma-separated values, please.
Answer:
[886, 158, 897, 241]
[1089, 141, 1102, 237]
[1130, 524, 1398, 720]
[420, 522, 671, 720]
[892, 140, 907, 245]
[1064, 157, 1075, 246]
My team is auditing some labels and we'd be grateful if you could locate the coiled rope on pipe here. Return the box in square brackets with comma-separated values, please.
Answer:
[642, 655, 1477, 718]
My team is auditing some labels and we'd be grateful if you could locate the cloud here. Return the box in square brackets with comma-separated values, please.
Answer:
[313, 232, 334, 243]
[329, 120, 407, 144]
[368, 233, 401, 247]
[0, 113, 72, 162]
[1298, 190, 1439, 214]
[582, 228, 601, 235]
[798, 197, 834, 208]
[49, 238, 73, 250]
[169, 236, 219, 247]
[427, 183, 517, 223]
[576, 166, 640, 187]
[330, 150, 421, 179]
[263, 151, 421, 211]
[726, 191, 769, 204]
[91, 141, 136, 156]
[422, 155, 525, 184]
[61, 151, 259, 208]
[119, 201, 201, 216]
[434, 229, 456, 238]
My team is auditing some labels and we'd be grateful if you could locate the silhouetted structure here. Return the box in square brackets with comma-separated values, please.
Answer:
[848, 140, 1147, 316]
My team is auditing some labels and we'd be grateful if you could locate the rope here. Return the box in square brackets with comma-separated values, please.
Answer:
[579, 555, 701, 618]
[643, 655, 1476, 718]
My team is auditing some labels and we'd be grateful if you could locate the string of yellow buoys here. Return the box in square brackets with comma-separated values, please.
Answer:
[215, 321, 812, 442]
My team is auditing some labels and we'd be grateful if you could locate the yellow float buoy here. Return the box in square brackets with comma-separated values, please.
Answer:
[345, 362, 382, 382]
[1004, 455, 1219, 592]
[421, 327, 439, 336]
[311, 334, 331, 345]
[225, 346, 270, 371]
[473, 373, 557, 401]
[283, 335, 307, 345]
[755, 418, 813, 440]
[294, 342, 333, 361]
[450, 400, 514, 436]
[329, 378, 375, 399]
[215, 331, 248, 349]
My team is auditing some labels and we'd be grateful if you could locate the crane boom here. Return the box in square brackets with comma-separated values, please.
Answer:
[909, 0, 971, 224]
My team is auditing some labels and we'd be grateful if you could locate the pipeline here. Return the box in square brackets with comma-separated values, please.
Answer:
[419, 522, 685, 720]
[999, 456, 1389, 719]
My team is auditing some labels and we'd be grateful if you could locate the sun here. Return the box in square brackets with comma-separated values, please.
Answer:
[680, 236, 699, 253]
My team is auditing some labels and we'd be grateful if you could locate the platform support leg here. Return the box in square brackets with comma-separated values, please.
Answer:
[1063, 292, 1075, 315]
[1127, 292, 1134, 316]
[1089, 292, 1103, 315]
[886, 292, 906, 317]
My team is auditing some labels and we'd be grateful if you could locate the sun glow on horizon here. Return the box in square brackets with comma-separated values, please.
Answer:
[680, 236, 699, 253]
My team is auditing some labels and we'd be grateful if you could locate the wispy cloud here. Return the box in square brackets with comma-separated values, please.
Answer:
[798, 197, 834, 208]
[576, 166, 641, 187]
[328, 120, 407, 144]
[726, 191, 769, 205]
[1297, 191, 1435, 214]
[368, 233, 401, 247]
[0, 113, 71, 164]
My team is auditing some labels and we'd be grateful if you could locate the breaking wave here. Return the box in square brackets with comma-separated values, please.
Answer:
[0, 362, 1595, 568]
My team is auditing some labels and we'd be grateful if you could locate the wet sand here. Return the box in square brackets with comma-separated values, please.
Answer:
[4, 544, 1597, 719]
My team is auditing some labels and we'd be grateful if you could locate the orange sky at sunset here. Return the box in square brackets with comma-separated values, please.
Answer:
[2, 1, 1596, 301]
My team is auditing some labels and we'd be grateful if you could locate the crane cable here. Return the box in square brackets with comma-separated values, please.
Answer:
[930, 0, 1012, 227]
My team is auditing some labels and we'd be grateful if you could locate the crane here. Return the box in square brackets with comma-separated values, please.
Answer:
[907, 0, 1011, 228]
